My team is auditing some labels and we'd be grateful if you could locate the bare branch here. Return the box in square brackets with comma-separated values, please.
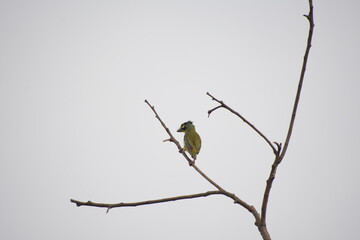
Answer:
[260, 0, 314, 227]
[145, 100, 230, 191]
[144, 99, 264, 232]
[70, 3, 314, 240]
[207, 92, 278, 155]
[145, 99, 232, 192]
[71, 191, 223, 212]
[144, 99, 194, 166]
[71, 100, 260, 224]
[279, 0, 314, 161]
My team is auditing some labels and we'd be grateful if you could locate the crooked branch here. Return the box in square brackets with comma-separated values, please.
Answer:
[207, 92, 278, 155]
[279, 0, 314, 161]
[144, 99, 193, 166]
[260, 0, 314, 227]
[71, 100, 262, 229]
[69, 3, 313, 240]
[144, 99, 266, 235]
[71, 191, 222, 213]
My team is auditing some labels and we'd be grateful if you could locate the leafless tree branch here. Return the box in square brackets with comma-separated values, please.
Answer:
[71, 99, 262, 227]
[207, 92, 278, 155]
[260, 0, 314, 228]
[70, 191, 222, 213]
[279, 0, 314, 162]
[144, 99, 193, 166]
[70, 1, 314, 239]
[144, 99, 268, 236]
[205, 1, 314, 237]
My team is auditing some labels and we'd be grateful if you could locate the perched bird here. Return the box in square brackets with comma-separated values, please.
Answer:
[177, 121, 201, 160]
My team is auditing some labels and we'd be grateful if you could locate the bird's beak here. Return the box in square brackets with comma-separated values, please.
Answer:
[177, 128, 181, 132]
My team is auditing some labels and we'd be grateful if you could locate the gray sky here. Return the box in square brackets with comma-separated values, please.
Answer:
[1, 0, 359, 239]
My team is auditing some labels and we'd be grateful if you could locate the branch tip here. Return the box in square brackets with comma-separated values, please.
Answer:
[206, 92, 217, 101]
[273, 142, 282, 155]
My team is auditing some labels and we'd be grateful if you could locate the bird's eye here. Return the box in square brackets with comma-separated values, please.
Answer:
[181, 123, 186, 129]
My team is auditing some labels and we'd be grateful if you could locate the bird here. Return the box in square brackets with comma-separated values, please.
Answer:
[177, 121, 201, 160]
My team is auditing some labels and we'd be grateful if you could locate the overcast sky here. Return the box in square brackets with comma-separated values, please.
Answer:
[1, 0, 360, 239]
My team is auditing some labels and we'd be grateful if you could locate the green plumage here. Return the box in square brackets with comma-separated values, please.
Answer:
[177, 121, 201, 160]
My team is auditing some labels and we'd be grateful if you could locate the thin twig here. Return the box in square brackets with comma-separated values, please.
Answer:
[144, 99, 193, 166]
[71, 191, 222, 212]
[207, 92, 277, 155]
[279, 0, 314, 161]
[260, 0, 314, 227]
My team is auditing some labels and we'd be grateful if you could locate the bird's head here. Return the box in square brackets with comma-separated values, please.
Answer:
[177, 121, 195, 132]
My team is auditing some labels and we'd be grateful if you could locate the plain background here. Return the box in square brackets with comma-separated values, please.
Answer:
[1, 0, 359, 239]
